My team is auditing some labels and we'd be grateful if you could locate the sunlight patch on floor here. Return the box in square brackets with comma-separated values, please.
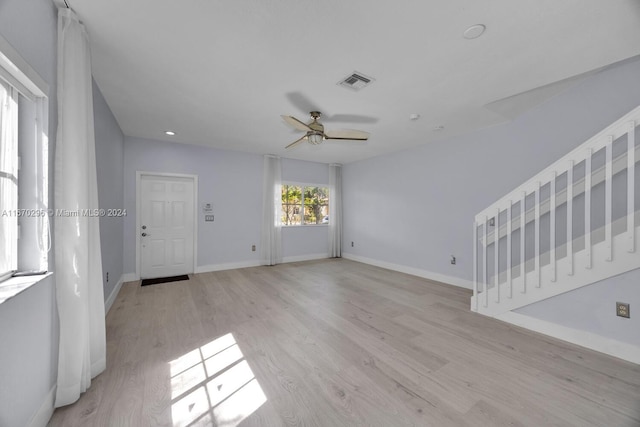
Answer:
[169, 333, 266, 427]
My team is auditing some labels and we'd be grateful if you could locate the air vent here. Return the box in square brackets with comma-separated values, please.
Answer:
[337, 72, 374, 91]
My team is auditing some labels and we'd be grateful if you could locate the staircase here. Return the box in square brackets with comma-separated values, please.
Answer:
[472, 105, 640, 316]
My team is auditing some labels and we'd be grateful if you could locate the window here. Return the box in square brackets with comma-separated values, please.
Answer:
[0, 80, 18, 281]
[281, 184, 329, 225]
[0, 34, 50, 286]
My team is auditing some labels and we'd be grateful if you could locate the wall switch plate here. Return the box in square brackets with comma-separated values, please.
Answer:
[252, 245, 256, 252]
[205, 215, 214, 222]
[616, 302, 630, 318]
[351, 241, 354, 247]
[450, 256, 456, 265]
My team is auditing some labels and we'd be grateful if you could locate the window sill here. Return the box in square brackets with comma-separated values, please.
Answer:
[282, 224, 329, 228]
[0, 272, 53, 305]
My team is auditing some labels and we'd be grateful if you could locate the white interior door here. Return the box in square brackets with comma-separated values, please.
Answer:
[139, 174, 195, 279]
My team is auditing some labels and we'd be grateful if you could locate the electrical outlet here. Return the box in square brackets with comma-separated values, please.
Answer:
[205, 215, 214, 222]
[351, 241, 354, 247]
[450, 256, 456, 265]
[616, 302, 630, 318]
[251, 244, 256, 252]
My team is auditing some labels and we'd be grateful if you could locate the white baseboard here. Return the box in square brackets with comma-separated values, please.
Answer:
[342, 253, 473, 290]
[282, 253, 329, 263]
[196, 255, 329, 274]
[28, 385, 55, 427]
[105, 275, 125, 314]
[496, 311, 640, 365]
[122, 273, 138, 283]
[195, 260, 262, 274]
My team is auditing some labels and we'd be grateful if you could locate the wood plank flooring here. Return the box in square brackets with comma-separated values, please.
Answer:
[48, 259, 640, 427]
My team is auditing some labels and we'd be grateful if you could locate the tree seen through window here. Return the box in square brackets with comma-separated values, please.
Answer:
[281, 184, 329, 225]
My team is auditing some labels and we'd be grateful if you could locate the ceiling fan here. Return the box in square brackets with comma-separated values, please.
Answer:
[281, 111, 370, 149]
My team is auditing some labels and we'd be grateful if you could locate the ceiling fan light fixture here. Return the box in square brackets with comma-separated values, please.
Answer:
[308, 133, 323, 145]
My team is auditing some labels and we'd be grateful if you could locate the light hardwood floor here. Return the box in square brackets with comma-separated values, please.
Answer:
[49, 259, 640, 427]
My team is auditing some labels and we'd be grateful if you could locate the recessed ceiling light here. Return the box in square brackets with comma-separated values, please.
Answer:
[409, 113, 421, 121]
[165, 131, 176, 136]
[433, 125, 445, 132]
[463, 24, 486, 40]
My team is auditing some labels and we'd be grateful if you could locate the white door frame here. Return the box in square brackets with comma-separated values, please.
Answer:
[135, 171, 199, 280]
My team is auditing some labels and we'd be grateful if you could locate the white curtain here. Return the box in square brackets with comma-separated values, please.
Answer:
[0, 80, 18, 279]
[54, 8, 106, 407]
[261, 155, 282, 265]
[329, 164, 343, 257]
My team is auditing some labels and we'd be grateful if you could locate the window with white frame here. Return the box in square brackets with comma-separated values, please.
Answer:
[281, 183, 329, 225]
[0, 79, 18, 281]
[0, 35, 50, 286]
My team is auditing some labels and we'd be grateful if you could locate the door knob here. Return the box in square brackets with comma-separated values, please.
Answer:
[141, 232, 148, 237]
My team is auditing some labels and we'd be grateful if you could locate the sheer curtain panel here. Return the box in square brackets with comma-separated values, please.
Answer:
[54, 8, 106, 407]
[261, 155, 282, 265]
[0, 80, 18, 280]
[329, 164, 343, 257]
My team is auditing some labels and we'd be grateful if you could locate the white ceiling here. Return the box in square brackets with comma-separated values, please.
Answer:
[67, 0, 640, 164]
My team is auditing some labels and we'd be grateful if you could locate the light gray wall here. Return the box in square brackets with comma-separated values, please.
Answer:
[517, 269, 640, 345]
[0, 276, 57, 427]
[343, 57, 640, 346]
[123, 138, 330, 275]
[93, 80, 125, 300]
[0, 0, 59, 426]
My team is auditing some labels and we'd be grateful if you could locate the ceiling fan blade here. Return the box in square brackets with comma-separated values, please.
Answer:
[281, 115, 313, 132]
[324, 114, 379, 124]
[324, 129, 370, 140]
[285, 135, 307, 149]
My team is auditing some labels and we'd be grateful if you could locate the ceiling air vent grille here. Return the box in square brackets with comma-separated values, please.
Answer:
[337, 72, 374, 91]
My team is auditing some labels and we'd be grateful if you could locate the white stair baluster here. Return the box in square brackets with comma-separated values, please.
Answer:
[507, 201, 512, 298]
[473, 220, 478, 311]
[483, 216, 488, 308]
[495, 208, 500, 303]
[520, 192, 526, 294]
[550, 172, 557, 282]
[585, 149, 592, 269]
[535, 181, 541, 287]
[628, 122, 635, 253]
[605, 137, 613, 262]
[567, 160, 574, 276]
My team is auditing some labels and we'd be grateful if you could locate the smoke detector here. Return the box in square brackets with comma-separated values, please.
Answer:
[464, 24, 486, 39]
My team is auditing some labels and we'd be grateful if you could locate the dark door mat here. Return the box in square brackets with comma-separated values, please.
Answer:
[141, 274, 190, 287]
